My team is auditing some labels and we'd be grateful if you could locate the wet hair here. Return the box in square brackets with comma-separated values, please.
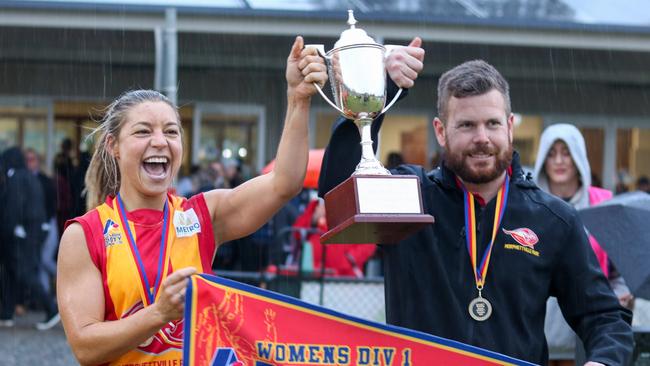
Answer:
[437, 60, 511, 123]
[85, 89, 179, 210]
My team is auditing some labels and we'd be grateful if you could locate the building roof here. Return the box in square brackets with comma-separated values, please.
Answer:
[2, 0, 650, 53]
[1, 0, 649, 33]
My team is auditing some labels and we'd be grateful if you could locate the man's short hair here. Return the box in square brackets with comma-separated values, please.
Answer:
[437, 60, 511, 123]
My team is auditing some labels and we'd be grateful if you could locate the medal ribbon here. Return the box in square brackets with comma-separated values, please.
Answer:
[462, 174, 510, 290]
[116, 193, 172, 306]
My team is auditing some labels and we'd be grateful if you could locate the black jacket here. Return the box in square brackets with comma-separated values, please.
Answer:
[318, 117, 633, 365]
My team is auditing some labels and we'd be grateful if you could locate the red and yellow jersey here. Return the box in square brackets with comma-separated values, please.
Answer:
[68, 193, 216, 366]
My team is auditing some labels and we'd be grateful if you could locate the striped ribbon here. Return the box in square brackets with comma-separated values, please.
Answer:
[115, 193, 173, 306]
[462, 174, 510, 289]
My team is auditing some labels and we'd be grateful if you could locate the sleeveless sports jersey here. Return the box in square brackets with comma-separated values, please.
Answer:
[68, 193, 216, 366]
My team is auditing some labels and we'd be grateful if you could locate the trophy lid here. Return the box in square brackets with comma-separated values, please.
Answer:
[333, 10, 378, 49]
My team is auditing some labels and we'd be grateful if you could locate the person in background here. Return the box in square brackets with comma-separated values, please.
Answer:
[54, 138, 75, 235]
[223, 158, 244, 188]
[385, 151, 404, 170]
[72, 148, 92, 217]
[0, 147, 58, 330]
[636, 175, 650, 193]
[292, 198, 375, 277]
[175, 164, 199, 198]
[532, 123, 634, 366]
[615, 170, 632, 195]
[24, 148, 58, 296]
[209, 160, 227, 189]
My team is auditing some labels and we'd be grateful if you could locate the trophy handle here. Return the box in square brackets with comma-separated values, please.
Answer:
[380, 88, 403, 115]
[380, 44, 404, 115]
[314, 83, 345, 115]
[304, 44, 346, 115]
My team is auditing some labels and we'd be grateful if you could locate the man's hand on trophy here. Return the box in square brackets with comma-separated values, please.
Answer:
[287, 36, 327, 100]
[386, 37, 425, 89]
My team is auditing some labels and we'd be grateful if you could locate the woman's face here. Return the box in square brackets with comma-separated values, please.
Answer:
[111, 101, 182, 198]
[544, 140, 579, 185]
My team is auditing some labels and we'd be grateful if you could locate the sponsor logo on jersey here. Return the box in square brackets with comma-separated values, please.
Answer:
[174, 208, 201, 238]
[103, 219, 123, 247]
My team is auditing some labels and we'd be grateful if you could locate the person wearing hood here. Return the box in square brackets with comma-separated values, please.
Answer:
[532, 123, 633, 365]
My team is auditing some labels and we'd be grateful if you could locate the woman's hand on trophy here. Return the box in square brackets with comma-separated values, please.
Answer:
[386, 37, 425, 89]
[286, 36, 327, 100]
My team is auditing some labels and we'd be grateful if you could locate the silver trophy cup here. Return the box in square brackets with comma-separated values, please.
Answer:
[307, 10, 402, 175]
[307, 10, 434, 245]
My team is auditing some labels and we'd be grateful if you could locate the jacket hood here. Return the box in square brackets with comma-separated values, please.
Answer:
[1, 146, 26, 175]
[532, 123, 591, 209]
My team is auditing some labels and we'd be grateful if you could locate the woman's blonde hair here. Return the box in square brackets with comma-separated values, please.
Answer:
[85, 89, 179, 210]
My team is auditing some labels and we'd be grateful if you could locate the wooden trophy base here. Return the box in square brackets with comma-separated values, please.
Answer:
[320, 175, 434, 244]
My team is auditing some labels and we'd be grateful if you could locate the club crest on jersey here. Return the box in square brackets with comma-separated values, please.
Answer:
[503, 227, 540, 257]
[174, 208, 201, 238]
[503, 228, 539, 248]
[103, 219, 123, 247]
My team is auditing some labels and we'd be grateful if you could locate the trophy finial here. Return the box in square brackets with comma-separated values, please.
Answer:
[347, 9, 357, 29]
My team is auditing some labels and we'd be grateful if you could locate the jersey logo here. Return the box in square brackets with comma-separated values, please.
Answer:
[174, 208, 201, 238]
[124, 301, 183, 354]
[103, 219, 119, 235]
[103, 219, 123, 247]
[502, 228, 539, 248]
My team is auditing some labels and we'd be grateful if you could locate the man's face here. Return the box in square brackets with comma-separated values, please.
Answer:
[434, 89, 513, 184]
[25, 151, 40, 172]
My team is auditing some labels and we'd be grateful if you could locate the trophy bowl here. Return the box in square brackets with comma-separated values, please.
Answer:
[327, 44, 387, 120]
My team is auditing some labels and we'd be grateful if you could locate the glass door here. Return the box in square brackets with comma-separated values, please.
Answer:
[192, 103, 266, 182]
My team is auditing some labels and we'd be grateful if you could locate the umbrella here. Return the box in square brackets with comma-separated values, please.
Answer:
[579, 191, 650, 299]
[261, 149, 324, 189]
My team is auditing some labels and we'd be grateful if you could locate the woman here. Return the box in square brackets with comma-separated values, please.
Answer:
[57, 37, 327, 366]
[532, 123, 633, 366]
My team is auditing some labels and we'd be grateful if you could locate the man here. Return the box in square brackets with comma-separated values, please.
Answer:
[318, 59, 633, 365]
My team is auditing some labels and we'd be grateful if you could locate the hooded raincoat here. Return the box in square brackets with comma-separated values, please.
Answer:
[532, 123, 622, 360]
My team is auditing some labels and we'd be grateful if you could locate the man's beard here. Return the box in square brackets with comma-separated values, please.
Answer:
[443, 141, 513, 184]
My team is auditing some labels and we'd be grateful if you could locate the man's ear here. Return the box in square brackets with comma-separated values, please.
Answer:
[507, 113, 515, 143]
[433, 118, 446, 147]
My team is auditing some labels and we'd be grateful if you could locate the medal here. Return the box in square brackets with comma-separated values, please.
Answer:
[461, 174, 510, 321]
[468, 291, 493, 321]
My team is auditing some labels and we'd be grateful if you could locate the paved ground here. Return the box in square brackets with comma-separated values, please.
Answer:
[0, 311, 76, 365]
